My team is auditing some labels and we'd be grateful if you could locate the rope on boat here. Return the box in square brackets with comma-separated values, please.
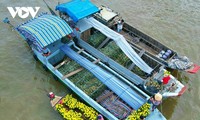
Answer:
[42, 0, 57, 16]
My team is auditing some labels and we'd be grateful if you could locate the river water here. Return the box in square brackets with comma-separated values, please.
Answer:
[0, 0, 200, 120]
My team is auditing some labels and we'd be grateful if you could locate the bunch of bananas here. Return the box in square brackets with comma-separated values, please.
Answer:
[127, 103, 151, 120]
[56, 94, 99, 120]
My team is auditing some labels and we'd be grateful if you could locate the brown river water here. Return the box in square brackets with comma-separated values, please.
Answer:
[0, 0, 200, 120]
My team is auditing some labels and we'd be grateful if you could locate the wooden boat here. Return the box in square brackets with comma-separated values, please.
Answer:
[48, 92, 63, 107]
[4, 12, 166, 120]
[93, 6, 200, 74]
[55, 1, 186, 98]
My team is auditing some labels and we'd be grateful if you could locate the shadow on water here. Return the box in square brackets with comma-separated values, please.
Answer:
[33, 61, 72, 96]
[158, 97, 178, 120]
[161, 69, 190, 119]
[168, 69, 190, 84]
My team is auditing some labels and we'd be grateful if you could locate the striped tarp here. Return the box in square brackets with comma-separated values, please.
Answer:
[18, 14, 73, 48]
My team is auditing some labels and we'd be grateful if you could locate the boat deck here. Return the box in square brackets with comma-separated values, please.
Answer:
[120, 30, 159, 55]
[146, 108, 166, 120]
[48, 42, 151, 119]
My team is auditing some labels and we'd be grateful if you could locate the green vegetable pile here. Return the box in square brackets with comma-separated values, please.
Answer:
[83, 30, 146, 78]
[58, 60, 81, 75]
[145, 80, 161, 93]
[88, 31, 107, 47]
[100, 41, 129, 66]
[58, 60, 105, 97]
[99, 41, 146, 77]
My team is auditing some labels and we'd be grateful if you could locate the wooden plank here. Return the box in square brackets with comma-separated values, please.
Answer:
[93, 59, 101, 64]
[128, 49, 145, 70]
[97, 37, 110, 49]
[62, 68, 84, 79]
[77, 48, 84, 54]
[96, 91, 113, 103]
[62, 59, 100, 80]
[53, 49, 84, 70]
[53, 59, 69, 70]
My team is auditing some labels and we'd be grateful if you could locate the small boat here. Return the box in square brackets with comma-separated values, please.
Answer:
[93, 6, 200, 74]
[48, 92, 63, 107]
[4, 4, 166, 120]
[55, 0, 186, 98]
[49, 93, 100, 120]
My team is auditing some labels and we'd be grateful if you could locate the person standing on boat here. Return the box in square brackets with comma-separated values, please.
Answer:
[162, 71, 171, 85]
[117, 19, 124, 32]
[150, 93, 162, 111]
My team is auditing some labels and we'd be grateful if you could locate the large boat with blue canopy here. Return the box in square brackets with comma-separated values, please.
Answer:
[4, 5, 167, 120]
[56, 0, 200, 74]
[55, 0, 186, 98]
[95, 6, 200, 74]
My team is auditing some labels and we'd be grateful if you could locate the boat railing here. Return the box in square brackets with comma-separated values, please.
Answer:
[123, 27, 162, 53]
[122, 30, 173, 66]
[123, 23, 176, 61]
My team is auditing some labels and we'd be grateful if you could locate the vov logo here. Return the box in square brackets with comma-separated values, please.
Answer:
[7, 7, 40, 19]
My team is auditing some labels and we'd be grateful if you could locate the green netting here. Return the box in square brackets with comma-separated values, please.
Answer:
[88, 31, 107, 47]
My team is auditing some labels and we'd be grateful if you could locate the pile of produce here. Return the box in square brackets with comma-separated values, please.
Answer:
[55, 94, 98, 120]
[145, 80, 161, 94]
[58, 60, 81, 75]
[127, 103, 151, 120]
[69, 70, 103, 96]
[100, 42, 146, 77]
[58, 61, 104, 96]
[100, 41, 129, 66]
[88, 31, 107, 47]
[131, 66, 146, 78]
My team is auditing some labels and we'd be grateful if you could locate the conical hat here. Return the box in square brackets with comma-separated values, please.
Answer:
[155, 93, 162, 101]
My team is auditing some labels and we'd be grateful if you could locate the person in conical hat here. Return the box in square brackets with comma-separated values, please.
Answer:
[150, 93, 162, 111]
[154, 93, 162, 101]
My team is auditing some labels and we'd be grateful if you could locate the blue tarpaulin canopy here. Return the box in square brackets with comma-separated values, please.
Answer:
[55, 0, 99, 22]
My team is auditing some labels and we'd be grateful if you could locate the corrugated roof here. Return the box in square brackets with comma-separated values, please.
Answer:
[18, 14, 72, 48]
[56, 0, 99, 22]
